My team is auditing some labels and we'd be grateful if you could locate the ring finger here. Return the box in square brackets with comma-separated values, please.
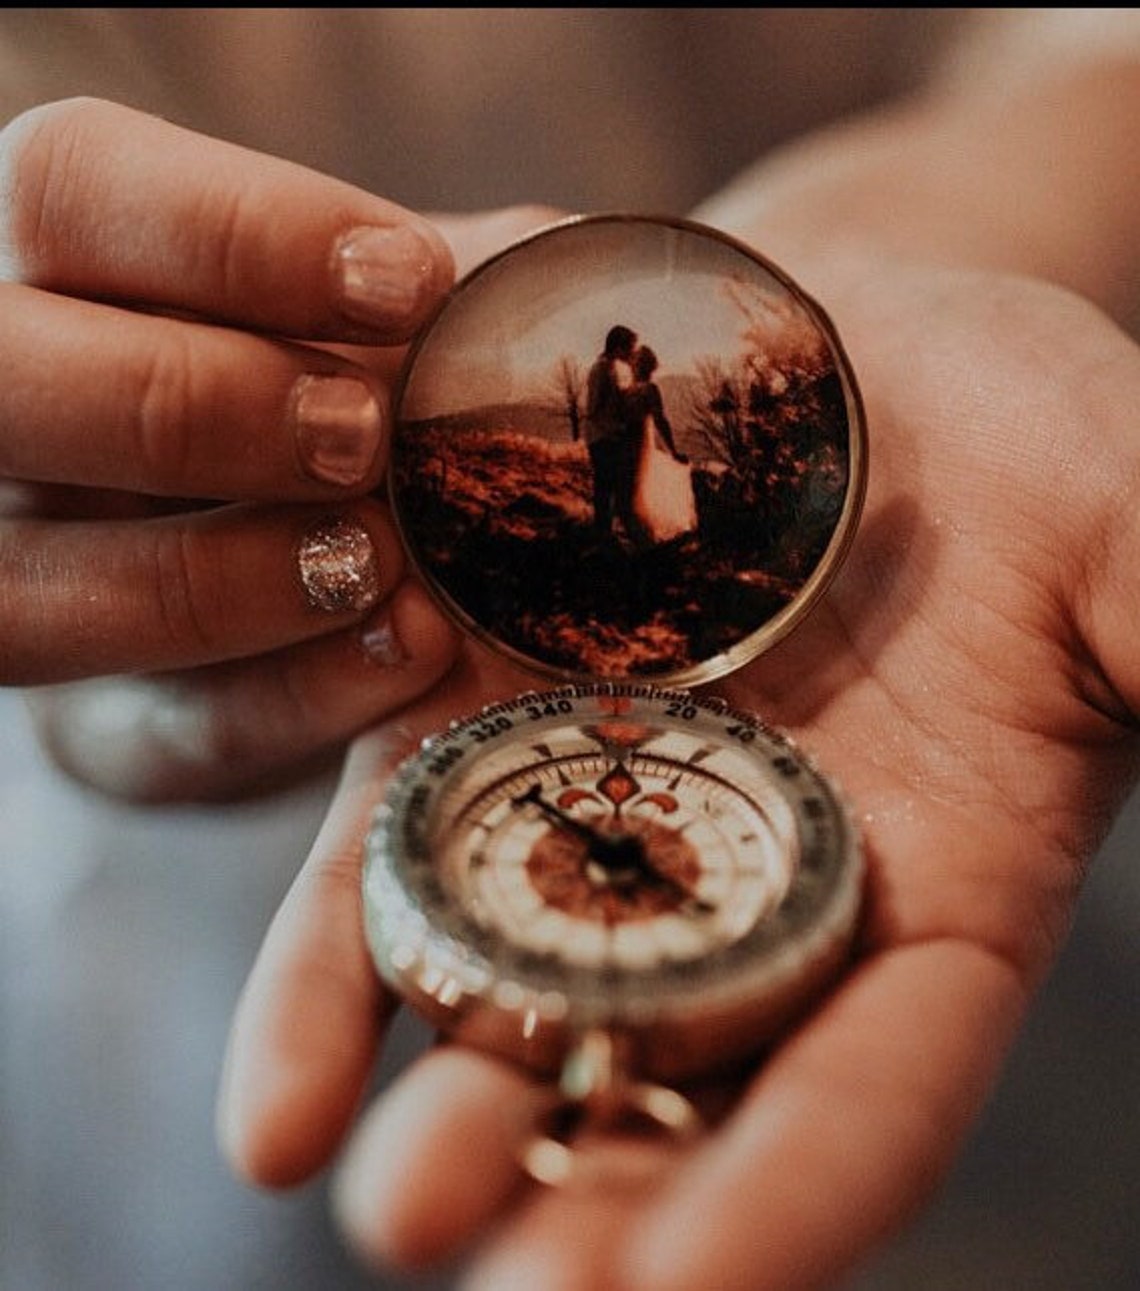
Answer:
[0, 499, 401, 684]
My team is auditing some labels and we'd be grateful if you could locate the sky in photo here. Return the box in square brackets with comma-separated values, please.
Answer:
[399, 219, 831, 416]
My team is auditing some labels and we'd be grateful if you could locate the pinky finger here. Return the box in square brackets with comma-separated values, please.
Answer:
[24, 579, 461, 803]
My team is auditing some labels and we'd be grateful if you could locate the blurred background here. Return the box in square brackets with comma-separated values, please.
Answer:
[1, 9, 1138, 1290]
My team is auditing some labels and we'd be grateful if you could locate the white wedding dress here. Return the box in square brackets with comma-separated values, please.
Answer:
[630, 417, 698, 545]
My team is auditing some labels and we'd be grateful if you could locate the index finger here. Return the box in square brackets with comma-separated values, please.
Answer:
[0, 97, 454, 341]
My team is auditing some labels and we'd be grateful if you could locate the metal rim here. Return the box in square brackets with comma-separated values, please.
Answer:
[387, 211, 868, 689]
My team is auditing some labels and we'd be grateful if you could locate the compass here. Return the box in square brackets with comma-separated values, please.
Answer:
[365, 685, 860, 1080]
[362, 213, 868, 1181]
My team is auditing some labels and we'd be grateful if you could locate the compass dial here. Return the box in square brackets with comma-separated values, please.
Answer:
[364, 685, 861, 1080]
[441, 731, 795, 969]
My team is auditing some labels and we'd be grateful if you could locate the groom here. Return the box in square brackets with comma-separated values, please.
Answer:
[583, 324, 638, 539]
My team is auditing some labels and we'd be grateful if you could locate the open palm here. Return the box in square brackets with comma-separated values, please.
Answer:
[218, 219, 1140, 1290]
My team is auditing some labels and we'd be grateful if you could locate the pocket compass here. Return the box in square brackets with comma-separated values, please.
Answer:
[363, 214, 868, 1182]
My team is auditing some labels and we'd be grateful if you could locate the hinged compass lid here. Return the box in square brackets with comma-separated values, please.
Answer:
[389, 213, 867, 687]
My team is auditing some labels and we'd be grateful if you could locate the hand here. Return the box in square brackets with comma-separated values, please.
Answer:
[216, 48, 1140, 1289]
[2, 98, 547, 801]
[215, 244, 1140, 1287]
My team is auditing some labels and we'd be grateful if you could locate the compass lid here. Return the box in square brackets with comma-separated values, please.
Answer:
[389, 213, 866, 688]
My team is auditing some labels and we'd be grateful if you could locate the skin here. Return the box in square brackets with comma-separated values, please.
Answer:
[9, 32, 1140, 1291]
[0, 97, 463, 799]
[216, 260, 1140, 1291]
[217, 53, 1140, 1291]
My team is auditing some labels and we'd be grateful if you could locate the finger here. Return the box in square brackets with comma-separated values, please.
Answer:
[438, 943, 1025, 1291]
[0, 97, 453, 341]
[332, 1048, 547, 1274]
[460, 1167, 652, 1291]
[613, 941, 1027, 1291]
[0, 501, 400, 684]
[217, 727, 411, 1188]
[25, 578, 461, 803]
[331, 1043, 685, 1283]
[0, 284, 390, 499]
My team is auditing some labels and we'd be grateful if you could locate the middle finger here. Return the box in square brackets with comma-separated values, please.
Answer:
[0, 282, 390, 500]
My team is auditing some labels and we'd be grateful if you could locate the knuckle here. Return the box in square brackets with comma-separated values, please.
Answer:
[0, 97, 116, 282]
[185, 180, 254, 311]
[148, 524, 226, 659]
[129, 333, 197, 488]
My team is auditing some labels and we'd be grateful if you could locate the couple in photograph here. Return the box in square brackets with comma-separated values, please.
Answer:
[584, 325, 698, 548]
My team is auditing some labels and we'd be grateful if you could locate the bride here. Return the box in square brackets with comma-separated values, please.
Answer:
[625, 346, 698, 546]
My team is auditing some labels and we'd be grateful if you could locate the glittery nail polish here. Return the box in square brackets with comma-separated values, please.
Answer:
[297, 517, 381, 613]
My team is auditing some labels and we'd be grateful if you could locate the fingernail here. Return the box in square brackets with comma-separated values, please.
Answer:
[297, 516, 381, 614]
[359, 606, 408, 668]
[291, 374, 383, 487]
[335, 224, 439, 329]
